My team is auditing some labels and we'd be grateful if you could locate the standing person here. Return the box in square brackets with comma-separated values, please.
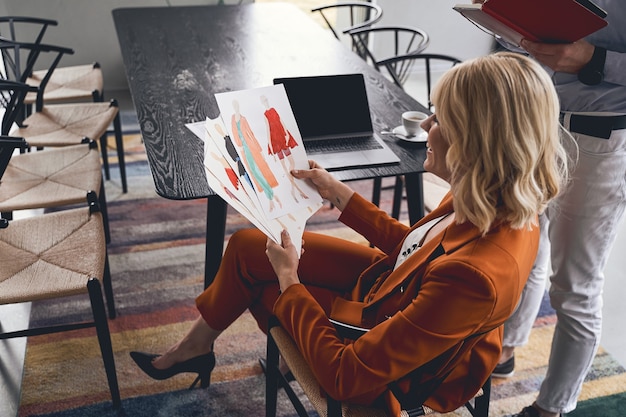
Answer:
[129, 53, 568, 415]
[480, 2, 626, 416]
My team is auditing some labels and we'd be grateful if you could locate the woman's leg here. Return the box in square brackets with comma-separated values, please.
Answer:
[155, 228, 383, 367]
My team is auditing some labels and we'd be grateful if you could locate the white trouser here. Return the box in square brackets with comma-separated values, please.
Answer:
[503, 120, 626, 414]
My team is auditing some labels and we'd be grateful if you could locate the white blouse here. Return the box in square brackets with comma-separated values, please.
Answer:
[394, 214, 452, 270]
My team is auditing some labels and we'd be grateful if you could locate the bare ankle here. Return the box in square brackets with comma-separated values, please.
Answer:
[499, 346, 515, 363]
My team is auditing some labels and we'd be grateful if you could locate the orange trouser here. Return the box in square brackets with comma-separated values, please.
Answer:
[195, 228, 383, 333]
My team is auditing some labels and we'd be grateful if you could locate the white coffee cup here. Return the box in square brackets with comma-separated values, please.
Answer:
[402, 111, 428, 137]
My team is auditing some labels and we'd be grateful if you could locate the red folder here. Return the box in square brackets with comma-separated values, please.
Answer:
[454, 0, 608, 46]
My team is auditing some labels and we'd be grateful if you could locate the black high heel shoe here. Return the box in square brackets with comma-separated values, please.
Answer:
[130, 351, 216, 389]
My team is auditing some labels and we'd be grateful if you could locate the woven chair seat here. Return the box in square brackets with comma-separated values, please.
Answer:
[0, 206, 105, 304]
[0, 143, 101, 211]
[12, 101, 118, 147]
[270, 325, 388, 417]
[24, 63, 104, 104]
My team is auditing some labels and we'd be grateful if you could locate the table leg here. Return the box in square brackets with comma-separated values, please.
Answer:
[404, 172, 424, 225]
[204, 195, 228, 289]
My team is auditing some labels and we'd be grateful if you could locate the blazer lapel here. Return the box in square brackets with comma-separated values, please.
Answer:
[366, 193, 484, 305]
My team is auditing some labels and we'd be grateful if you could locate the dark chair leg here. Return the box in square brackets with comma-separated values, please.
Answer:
[266, 317, 310, 417]
[112, 111, 128, 193]
[87, 278, 121, 409]
[266, 325, 279, 417]
[102, 253, 116, 319]
[99, 179, 111, 244]
[391, 176, 404, 220]
[371, 177, 382, 207]
[327, 397, 342, 417]
[100, 135, 111, 180]
[474, 376, 490, 417]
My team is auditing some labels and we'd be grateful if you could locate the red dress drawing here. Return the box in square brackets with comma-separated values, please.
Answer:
[265, 107, 298, 155]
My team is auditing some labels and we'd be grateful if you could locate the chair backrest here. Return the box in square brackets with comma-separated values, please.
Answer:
[348, 26, 430, 68]
[311, 1, 383, 53]
[0, 38, 74, 114]
[378, 53, 462, 110]
[0, 16, 58, 45]
[0, 79, 37, 135]
[0, 135, 28, 180]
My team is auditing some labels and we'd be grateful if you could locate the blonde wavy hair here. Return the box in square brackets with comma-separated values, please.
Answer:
[431, 52, 569, 234]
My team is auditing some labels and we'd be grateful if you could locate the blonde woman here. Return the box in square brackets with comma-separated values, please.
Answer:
[131, 53, 568, 415]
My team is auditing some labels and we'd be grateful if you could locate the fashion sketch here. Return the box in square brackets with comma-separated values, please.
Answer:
[186, 119, 277, 240]
[203, 84, 324, 255]
[230, 99, 283, 213]
[214, 123, 254, 191]
[261, 94, 309, 203]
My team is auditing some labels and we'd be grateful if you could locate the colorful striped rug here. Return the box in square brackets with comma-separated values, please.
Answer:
[17, 135, 626, 416]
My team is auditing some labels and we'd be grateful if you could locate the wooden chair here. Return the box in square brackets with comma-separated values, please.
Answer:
[0, 191, 121, 408]
[0, 17, 115, 171]
[0, 80, 112, 244]
[0, 36, 128, 193]
[311, 1, 383, 53]
[0, 80, 115, 316]
[265, 316, 490, 417]
[348, 25, 430, 68]
[346, 26, 430, 221]
[0, 15, 104, 103]
[378, 53, 462, 111]
[374, 53, 461, 219]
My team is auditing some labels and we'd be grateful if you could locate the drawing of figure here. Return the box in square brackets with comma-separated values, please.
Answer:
[230, 99, 282, 212]
[214, 123, 254, 190]
[261, 94, 309, 203]
[208, 150, 239, 190]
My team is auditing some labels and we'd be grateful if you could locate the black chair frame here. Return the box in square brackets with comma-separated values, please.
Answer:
[0, 193, 120, 408]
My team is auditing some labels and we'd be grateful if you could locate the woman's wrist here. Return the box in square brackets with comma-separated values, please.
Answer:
[330, 182, 355, 211]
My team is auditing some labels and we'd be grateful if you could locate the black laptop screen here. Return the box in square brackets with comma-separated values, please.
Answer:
[273, 74, 374, 141]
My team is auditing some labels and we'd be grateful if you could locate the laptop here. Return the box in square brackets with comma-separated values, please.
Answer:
[273, 73, 400, 171]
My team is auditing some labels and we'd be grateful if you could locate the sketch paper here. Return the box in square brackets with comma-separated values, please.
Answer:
[186, 83, 323, 255]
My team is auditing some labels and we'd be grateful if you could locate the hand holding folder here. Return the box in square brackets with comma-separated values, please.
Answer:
[454, 0, 608, 47]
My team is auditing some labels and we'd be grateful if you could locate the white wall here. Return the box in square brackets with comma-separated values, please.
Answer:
[2, 0, 251, 93]
[376, 0, 494, 61]
[2, 0, 494, 94]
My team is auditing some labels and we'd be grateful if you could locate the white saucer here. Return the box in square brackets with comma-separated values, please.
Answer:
[392, 125, 427, 143]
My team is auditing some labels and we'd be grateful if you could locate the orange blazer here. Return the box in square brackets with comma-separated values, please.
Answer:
[274, 192, 539, 414]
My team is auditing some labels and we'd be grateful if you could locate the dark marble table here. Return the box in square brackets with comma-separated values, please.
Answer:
[113, 2, 428, 286]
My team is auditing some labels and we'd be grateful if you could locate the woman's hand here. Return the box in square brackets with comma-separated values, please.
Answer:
[291, 160, 355, 211]
[266, 230, 302, 293]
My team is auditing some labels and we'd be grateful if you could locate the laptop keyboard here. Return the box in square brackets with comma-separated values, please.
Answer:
[304, 136, 383, 154]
